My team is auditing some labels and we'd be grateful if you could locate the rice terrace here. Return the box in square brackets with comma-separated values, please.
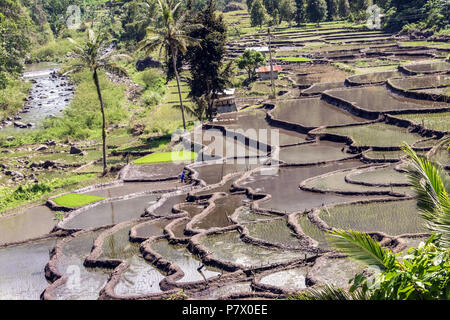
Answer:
[0, 0, 449, 303]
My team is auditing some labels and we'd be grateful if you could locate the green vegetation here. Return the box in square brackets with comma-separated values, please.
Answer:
[319, 123, 423, 147]
[133, 151, 197, 164]
[0, 78, 32, 120]
[68, 29, 129, 175]
[0, 173, 98, 213]
[295, 144, 450, 300]
[236, 49, 266, 80]
[394, 113, 450, 132]
[399, 41, 450, 50]
[277, 56, 314, 61]
[321, 200, 425, 235]
[52, 193, 106, 207]
[139, 0, 199, 131]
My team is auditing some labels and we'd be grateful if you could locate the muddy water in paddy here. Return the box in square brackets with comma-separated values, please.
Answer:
[53, 231, 110, 300]
[0, 239, 56, 299]
[191, 282, 252, 300]
[62, 195, 159, 230]
[150, 239, 221, 282]
[404, 61, 450, 73]
[199, 231, 310, 268]
[0, 205, 55, 245]
[346, 70, 402, 84]
[278, 141, 352, 164]
[193, 194, 247, 230]
[312, 258, 365, 288]
[133, 219, 172, 239]
[275, 98, 365, 127]
[241, 161, 368, 212]
[389, 74, 450, 90]
[149, 194, 187, 217]
[179, 202, 207, 218]
[192, 161, 263, 185]
[326, 85, 449, 112]
[171, 220, 189, 238]
[100, 226, 166, 296]
[0, 63, 74, 133]
[193, 175, 242, 197]
[122, 163, 185, 181]
[259, 267, 309, 292]
[81, 181, 182, 198]
[219, 110, 307, 146]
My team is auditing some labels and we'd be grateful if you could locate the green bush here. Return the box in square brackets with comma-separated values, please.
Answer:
[0, 173, 96, 213]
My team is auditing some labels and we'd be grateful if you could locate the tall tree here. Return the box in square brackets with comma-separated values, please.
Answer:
[139, 0, 200, 131]
[295, 0, 307, 25]
[326, 0, 338, 20]
[185, 0, 232, 120]
[250, 0, 268, 28]
[279, 0, 296, 25]
[307, 0, 327, 25]
[69, 30, 129, 175]
[0, 0, 31, 88]
[236, 49, 265, 80]
[338, 0, 350, 18]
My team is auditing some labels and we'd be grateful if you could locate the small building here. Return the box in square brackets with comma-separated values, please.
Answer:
[213, 88, 237, 114]
[255, 65, 282, 80]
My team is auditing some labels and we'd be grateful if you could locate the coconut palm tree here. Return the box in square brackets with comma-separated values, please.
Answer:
[138, 0, 200, 131]
[68, 30, 129, 175]
[293, 140, 450, 299]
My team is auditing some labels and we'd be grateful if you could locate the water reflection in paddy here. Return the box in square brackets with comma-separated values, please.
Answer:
[0, 206, 55, 245]
[150, 239, 221, 282]
[0, 239, 56, 299]
[63, 195, 158, 230]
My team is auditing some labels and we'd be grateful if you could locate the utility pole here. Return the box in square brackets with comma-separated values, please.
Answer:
[268, 28, 276, 100]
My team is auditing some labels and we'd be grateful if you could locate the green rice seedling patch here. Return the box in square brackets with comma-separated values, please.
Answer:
[318, 123, 423, 147]
[320, 200, 426, 235]
[348, 165, 410, 185]
[235, 207, 278, 224]
[134, 151, 197, 165]
[246, 219, 303, 248]
[394, 113, 450, 132]
[52, 193, 106, 208]
[305, 168, 394, 193]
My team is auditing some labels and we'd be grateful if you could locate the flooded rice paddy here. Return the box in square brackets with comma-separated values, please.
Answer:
[1, 36, 448, 299]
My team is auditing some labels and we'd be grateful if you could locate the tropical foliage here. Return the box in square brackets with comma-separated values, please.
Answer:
[293, 141, 450, 300]
[139, 0, 200, 131]
[68, 29, 129, 175]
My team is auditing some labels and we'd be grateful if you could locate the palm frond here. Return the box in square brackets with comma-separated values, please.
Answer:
[288, 284, 369, 300]
[402, 143, 450, 247]
[328, 229, 393, 271]
[102, 62, 129, 77]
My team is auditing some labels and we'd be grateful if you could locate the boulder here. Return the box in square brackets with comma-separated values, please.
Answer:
[35, 145, 48, 151]
[45, 139, 56, 146]
[70, 146, 83, 154]
[136, 57, 162, 71]
[13, 121, 27, 128]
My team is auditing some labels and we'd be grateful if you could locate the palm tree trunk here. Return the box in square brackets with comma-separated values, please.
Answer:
[93, 69, 107, 175]
[172, 46, 187, 131]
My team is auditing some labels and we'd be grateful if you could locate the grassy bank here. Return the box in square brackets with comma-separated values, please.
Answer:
[0, 77, 32, 121]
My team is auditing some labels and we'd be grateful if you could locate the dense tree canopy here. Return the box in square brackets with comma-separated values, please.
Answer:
[186, 1, 231, 119]
[0, 0, 31, 88]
